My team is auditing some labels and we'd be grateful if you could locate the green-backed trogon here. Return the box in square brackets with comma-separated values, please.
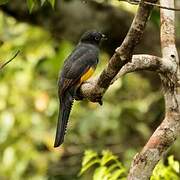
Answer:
[54, 30, 105, 147]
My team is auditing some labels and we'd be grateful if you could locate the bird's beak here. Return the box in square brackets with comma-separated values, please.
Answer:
[102, 34, 107, 40]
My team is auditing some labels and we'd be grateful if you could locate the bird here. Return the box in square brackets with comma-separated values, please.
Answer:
[54, 30, 105, 147]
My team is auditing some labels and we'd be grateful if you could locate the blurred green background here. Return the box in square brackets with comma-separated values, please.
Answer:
[0, 0, 180, 179]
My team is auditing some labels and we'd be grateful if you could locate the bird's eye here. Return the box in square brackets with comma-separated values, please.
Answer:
[95, 36, 100, 41]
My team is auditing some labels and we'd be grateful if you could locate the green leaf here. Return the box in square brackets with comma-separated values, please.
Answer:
[110, 169, 126, 180]
[48, 0, 55, 8]
[79, 159, 100, 176]
[0, 0, 9, 5]
[168, 156, 180, 173]
[101, 150, 117, 166]
[27, 0, 35, 13]
[79, 150, 100, 176]
[82, 150, 98, 166]
[41, 0, 46, 6]
[151, 161, 164, 179]
[151, 156, 180, 180]
[107, 164, 120, 173]
[93, 166, 109, 180]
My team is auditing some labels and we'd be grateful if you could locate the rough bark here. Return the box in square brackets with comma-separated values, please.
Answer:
[112, 54, 164, 83]
[128, 0, 180, 179]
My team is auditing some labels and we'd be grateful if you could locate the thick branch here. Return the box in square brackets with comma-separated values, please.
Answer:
[128, 115, 180, 180]
[112, 54, 175, 83]
[112, 54, 162, 83]
[79, 0, 158, 103]
[128, 0, 180, 179]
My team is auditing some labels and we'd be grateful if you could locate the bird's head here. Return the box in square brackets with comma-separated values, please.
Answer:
[80, 30, 106, 45]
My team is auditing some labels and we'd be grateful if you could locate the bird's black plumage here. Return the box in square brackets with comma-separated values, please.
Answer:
[54, 30, 105, 147]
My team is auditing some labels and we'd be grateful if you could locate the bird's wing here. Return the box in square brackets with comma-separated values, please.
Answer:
[59, 47, 98, 96]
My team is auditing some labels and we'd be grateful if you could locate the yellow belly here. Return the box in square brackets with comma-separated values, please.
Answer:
[80, 67, 94, 83]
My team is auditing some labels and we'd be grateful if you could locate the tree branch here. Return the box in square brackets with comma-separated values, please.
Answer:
[119, 0, 180, 11]
[112, 55, 162, 83]
[128, 0, 180, 179]
[112, 54, 176, 83]
[79, 0, 158, 103]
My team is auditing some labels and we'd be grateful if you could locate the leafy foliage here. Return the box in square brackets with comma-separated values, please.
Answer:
[151, 155, 180, 180]
[79, 150, 127, 180]
[0, 0, 56, 12]
[26, 0, 55, 12]
[48, 0, 55, 8]
[27, 0, 35, 13]
[0, 12, 62, 179]
[0, 0, 9, 5]
[80, 150, 180, 180]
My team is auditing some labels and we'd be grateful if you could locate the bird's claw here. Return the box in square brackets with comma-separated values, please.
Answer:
[74, 88, 103, 105]
[90, 95, 103, 106]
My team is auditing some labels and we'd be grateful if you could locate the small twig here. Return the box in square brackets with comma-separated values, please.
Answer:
[119, 0, 139, 5]
[119, 0, 180, 11]
[0, 50, 20, 70]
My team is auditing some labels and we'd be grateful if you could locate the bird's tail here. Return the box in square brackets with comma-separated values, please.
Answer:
[54, 92, 73, 147]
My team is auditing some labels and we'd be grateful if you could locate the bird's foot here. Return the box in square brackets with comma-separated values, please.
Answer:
[74, 87, 103, 105]
[89, 94, 103, 106]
